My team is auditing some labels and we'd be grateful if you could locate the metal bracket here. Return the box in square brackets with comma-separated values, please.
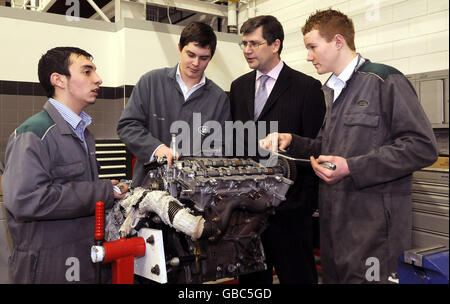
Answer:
[134, 228, 168, 283]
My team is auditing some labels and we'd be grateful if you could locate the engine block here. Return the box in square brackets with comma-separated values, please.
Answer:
[107, 156, 295, 283]
[153, 157, 294, 211]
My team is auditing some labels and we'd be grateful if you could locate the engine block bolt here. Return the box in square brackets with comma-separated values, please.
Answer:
[151, 264, 160, 275]
[146, 235, 155, 245]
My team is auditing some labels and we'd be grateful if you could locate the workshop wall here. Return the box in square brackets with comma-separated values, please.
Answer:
[0, 6, 247, 163]
[239, 0, 449, 84]
[0, 81, 128, 162]
[0, 6, 247, 87]
[0, 1, 448, 162]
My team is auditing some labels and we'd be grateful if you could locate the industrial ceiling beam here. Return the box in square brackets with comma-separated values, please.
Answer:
[38, 0, 57, 12]
[86, 0, 111, 22]
[137, 0, 228, 17]
[90, 0, 116, 21]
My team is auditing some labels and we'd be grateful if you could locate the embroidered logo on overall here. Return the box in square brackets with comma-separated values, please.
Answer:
[357, 100, 369, 107]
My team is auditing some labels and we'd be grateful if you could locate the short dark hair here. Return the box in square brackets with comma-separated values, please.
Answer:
[38, 47, 93, 98]
[240, 15, 284, 55]
[179, 22, 217, 57]
[302, 9, 356, 51]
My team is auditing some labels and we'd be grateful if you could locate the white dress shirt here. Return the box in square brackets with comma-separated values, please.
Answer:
[255, 60, 284, 98]
[326, 55, 364, 102]
[176, 63, 206, 101]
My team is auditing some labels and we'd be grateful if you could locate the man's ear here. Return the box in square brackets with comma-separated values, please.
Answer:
[178, 43, 183, 53]
[334, 34, 346, 50]
[50, 72, 66, 89]
[272, 39, 281, 54]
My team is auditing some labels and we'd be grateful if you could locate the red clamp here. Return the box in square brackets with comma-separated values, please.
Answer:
[92, 201, 146, 284]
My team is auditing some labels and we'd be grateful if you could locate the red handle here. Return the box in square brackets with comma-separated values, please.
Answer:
[103, 237, 146, 263]
[95, 201, 104, 241]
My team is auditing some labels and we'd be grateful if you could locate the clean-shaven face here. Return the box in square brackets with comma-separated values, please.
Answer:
[242, 26, 279, 74]
[303, 29, 338, 75]
[179, 42, 212, 82]
[66, 54, 102, 106]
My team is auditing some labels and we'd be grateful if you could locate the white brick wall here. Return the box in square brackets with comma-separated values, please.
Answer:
[240, 0, 449, 82]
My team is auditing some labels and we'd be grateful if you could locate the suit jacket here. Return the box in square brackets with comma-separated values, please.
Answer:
[229, 63, 326, 212]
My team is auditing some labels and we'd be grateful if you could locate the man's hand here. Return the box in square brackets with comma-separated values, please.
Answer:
[259, 132, 293, 152]
[310, 155, 350, 184]
[154, 145, 179, 165]
[111, 179, 129, 199]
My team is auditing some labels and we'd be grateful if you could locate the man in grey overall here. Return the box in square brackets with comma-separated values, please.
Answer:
[2, 47, 127, 283]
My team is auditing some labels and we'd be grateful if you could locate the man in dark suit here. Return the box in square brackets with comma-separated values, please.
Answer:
[230, 15, 326, 284]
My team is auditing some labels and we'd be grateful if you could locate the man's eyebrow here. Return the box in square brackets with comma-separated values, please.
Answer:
[187, 50, 210, 58]
[81, 64, 96, 70]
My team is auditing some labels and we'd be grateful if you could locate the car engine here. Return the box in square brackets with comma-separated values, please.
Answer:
[105, 156, 295, 284]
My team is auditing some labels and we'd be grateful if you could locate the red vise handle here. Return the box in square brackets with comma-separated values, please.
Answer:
[94, 201, 105, 284]
[95, 201, 104, 241]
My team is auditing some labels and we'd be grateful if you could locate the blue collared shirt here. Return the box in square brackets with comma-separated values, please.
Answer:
[49, 98, 93, 152]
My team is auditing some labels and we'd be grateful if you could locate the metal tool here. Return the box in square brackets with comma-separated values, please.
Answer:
[170, 133, 177, 161]
[263, 148, 336, 170]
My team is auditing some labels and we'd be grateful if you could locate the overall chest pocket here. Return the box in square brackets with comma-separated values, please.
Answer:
[50, 161, 85, 180]
[343, 113, 380, 128]
[340, 113, 381, 152]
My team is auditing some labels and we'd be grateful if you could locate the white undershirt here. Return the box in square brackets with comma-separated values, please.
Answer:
[326, 55, 364, 102]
